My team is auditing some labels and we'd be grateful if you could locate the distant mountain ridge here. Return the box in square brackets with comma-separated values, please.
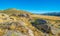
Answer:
[41, 12, 60, 16]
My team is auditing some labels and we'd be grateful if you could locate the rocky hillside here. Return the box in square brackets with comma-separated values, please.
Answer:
[0, 9, 60, 36]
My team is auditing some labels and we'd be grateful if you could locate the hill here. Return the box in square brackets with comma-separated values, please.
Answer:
[0, 9, 60, 36]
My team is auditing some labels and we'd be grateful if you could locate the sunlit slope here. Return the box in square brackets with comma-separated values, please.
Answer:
[0, 8, 32, 15]
[31, 14, 60, 20]
[0, 9, 44, 36]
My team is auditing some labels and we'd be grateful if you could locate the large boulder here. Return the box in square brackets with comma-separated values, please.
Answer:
[35, 19, 47, 24]
[31, 19, 52, 34]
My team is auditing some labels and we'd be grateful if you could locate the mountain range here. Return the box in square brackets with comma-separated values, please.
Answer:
[41, 12, 60, 16]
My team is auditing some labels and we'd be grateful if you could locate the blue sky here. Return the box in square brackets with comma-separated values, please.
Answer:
[0, 0, 60, 13]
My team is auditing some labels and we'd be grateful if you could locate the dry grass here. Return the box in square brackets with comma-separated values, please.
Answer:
[0, 9, 60, 36]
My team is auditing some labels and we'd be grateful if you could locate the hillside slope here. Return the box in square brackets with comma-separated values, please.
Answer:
[0, 9, 60, 36]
